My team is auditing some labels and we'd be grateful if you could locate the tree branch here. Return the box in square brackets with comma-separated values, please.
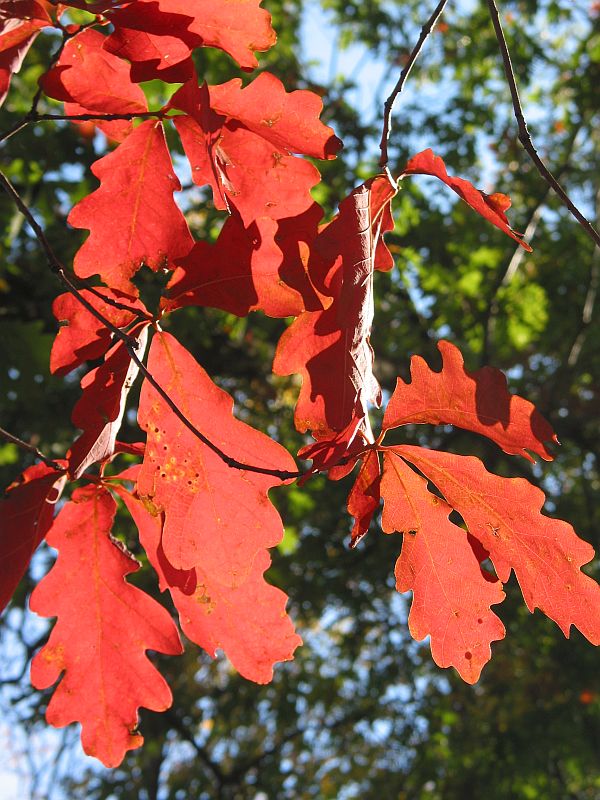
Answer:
[0, 427, 62, 471]
[485, 0, 600, 249]
[379, 0, 449, 168]
[0, 169, 305, 481]
[480, 117, 584, 365]
[0, 111, 167, 144]
[0, 21, 99, 144]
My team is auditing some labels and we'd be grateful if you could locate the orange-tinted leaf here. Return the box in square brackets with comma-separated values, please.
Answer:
[68, 121, 193, 294]
[166, 212, 306, 318]
[0, 3, 51, 105]
[297, 418, 366, 480]
[104, 0, 275, 80]
[50, 288, 148, 375]
[209, 72, 341, 161]
[166, 203, 326, 319]
[117, 487, 301, 683]
[69, 324, 148, 478]
[0, 30, 39, 106]
[30, 486, 182, 767]
[397, 446, 600, 644]
[348, 449, 381, 547]
[40, 29, 148, 141]
[381, 450, 505, 683]
[174, 550, 301, 683]
[0, 463, 65, 613]
[172, 73, 340, 224]
[383, 340, 556, 462]
[137, 331, 297, 575]
[401, 149, 532, 251]
[273, 174, 397, 435]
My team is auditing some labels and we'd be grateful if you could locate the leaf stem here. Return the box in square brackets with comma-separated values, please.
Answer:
[485, 0, 600, 249]
[379, 0, 449, 169]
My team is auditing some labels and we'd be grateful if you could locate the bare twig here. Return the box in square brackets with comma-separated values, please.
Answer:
[486, 0, 600, 249]
[0, 111, 166, 144]
[480, 118, 585, 365]
[0, 427, 62, 471]
[80, 284, 153, 320]
[379, 0, 449, 168]
[0, 21, 98, 144]
[0, 169, 304, 481]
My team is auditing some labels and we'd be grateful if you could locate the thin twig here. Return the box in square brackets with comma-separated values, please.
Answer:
[80, 284, 153, 320]
[486, 0, 600, 249]
[0, 427, 62, 471]
[379, 0, 449, 168]
[0, 169, 304, 481]
[0, 21, 97, 143]
[0, 111, 166, 144]
[480, 119, 584, 364]
[0, 170, 148, 338]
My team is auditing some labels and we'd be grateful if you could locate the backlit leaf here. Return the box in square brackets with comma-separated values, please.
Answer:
[401, 149, 532, 251]
[381, 450, 505, 683]
[397, 446, 600, 644]
[137, 331, 297, 576]
[30, 486, 183, 767]
[40, 28, 148, 141]
[116, 486, 302, 683]
[68, 121, 193, 294]
[274, 173, 397, 435]
[0, 462, 65, 613]
[383, 340, 556, 462]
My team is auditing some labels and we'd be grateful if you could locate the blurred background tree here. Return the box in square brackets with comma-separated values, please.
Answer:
[0, 1, 599, 798]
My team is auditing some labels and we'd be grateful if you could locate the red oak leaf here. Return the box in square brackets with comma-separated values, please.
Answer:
[68, 120, 193, 294]
[397, 446, 600, 644]
[116, 487, 301, 683]
[166, 212, 308, 318]
[347, 449, 381, 547]
[30, 486, 183, 767]
[68, 324, 149, 479]
[401, 149, 532, 251]
[380, 450, 506, 683]
[104, 0, 275, 81]
[40, 29, 148, 142]
[171, 73, 340, 224]
[165, 202, 327, 319]
[137, 331, 297, 575]
[297, 417, 366, 480]
[383, 339, 556, 462]
[0, 462, 66, 613]
[0, 2, 51, 106]
[273, 173, 397, 435]
[0, 32, 39, 106]
[50, 288, 148, 375]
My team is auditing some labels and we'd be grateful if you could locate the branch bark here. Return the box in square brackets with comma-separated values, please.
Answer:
[0, 427, 62, 471]
[379, 0, 449, 168]
[485, 0, 600, 249]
